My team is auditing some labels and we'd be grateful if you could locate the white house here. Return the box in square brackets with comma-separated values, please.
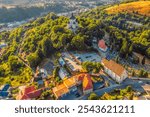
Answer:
[68, 13, 78, 33]
[101, 59, 128, 83]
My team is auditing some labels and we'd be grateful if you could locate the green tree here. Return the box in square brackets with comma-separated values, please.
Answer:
[40, 37, 54, 57]
[8, 55, 24, 72]
[88, 93, 99, 100]
[71, 34, 86, 50]
[129, 43, 133, 55]
[27, 52, 41, 68]
[120, 39, 128, 57]
[0, 66, 5, 77]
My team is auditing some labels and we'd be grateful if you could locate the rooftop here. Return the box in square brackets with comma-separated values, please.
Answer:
[102, 59, 126, 77]
[83, 74, 93, 91]
[64, 77, 76, 88]
[98, 39, 107, 51]
[16, 86, 42, 100]
[52, 73, 93, 99]
[53, 84, 69, 99]
[70, 13, 76, 19]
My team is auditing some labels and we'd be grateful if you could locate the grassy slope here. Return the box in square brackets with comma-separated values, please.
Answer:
[105, 1, 150, 16]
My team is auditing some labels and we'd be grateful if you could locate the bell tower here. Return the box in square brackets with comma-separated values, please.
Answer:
[68, 13, 78, 33]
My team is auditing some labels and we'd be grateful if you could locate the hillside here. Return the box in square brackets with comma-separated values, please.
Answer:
[105, 1, 150, 16]
[0, 1, 150, 87]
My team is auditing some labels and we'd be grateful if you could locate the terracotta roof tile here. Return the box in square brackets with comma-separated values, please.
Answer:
[52, 84, 69, 98]
[98, 40, 107, 50]
[63, 77, 76, 88]
[16, 86, 42, 100]
[83, 74, 93, 91]
[23, 86, 36, 95]
[102, 59, 125, 77]
[26, 89, 42, 99]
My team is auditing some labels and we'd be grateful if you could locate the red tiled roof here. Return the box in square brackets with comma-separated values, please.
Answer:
[19, 94, 30, 100]
[98, 40, 107, 50]
[76, 73, 86, 82]
[23, 86, 36, 95]
[26, 89, 42, 99]
[17, 86, 42, 100]
[83, 74, 93, 91]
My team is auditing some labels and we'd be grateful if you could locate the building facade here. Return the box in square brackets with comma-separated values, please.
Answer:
[68, 13, 78, 33]
[101, 59, 128, 83]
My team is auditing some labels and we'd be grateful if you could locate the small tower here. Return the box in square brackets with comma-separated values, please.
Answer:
[68, 13, 78, 33]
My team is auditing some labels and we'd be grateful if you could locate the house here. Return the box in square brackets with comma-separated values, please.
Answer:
[101, 59, 128, 83]
[58, 68, 69, 80]
[52, 84, 69, 99]
[0, 84, 10, 91]
[52, 73, 93, 99]
[82, 74, 93, 94]
[0, 91, 9, 99]
[98, 39, 108, 52]
[16, 86, 42, 100]
[132, 52, 150, 65]
[0, 43, 7, 49]
[75, 73, 86, 85]
[53, 77, 77, 99]
[58, 57, 66, 66]
[75, 73, 93, 94]
[34, 67, 48, 79]
[0, 84, 11, 99]
[68, 13, 78, 33]
[39, 68, 48, 79]
[33, 67, 48, 87]
[63, 77, 77, 92]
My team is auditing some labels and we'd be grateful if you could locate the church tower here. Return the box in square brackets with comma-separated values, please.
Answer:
[68, 13, 78, 33]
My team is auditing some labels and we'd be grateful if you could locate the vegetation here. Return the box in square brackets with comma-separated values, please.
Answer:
[82, 61, 104, 73]
[106, 1, 150, 16]
[88, 93, 99, 100]
[139, 69, 148, 78]
[88, 86, 134, 100]
[0, 0, 150, 87]
[100, 86, 134, 100]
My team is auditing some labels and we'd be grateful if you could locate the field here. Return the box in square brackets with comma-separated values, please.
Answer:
[105, 1, 150, 16]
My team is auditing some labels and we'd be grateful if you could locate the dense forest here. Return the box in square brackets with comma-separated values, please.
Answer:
[0, 0, 149, 87]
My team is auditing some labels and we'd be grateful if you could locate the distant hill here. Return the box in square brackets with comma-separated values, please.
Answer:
[0, 0, 45, 5]
[105, 1, 150, 16]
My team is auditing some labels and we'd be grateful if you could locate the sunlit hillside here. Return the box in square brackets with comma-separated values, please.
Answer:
[105, 1, 150, 16]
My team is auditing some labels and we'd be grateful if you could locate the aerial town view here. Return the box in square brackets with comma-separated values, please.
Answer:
[0, 0, 150, 100]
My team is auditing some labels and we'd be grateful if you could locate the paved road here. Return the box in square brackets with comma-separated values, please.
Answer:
[77, 78, 145, 100]
[131, 77, 150, 81]
[101, 74, 116, 86]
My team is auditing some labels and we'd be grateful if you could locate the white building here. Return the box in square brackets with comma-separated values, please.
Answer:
[68, 13, 78, 33]
[59, 68, 69, 80]
[101, 59, 128, 83]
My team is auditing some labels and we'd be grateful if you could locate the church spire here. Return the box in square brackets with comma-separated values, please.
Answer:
[70, 13, 76, 19]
